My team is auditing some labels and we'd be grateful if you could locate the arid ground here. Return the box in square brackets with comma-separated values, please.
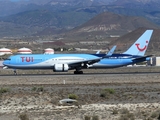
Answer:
[0, 67, 160, 120]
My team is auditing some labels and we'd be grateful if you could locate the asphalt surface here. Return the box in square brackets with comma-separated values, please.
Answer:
[0, 67, 160, 85]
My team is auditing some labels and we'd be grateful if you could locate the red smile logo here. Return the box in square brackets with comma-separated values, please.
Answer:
[135, 40, 148, 52]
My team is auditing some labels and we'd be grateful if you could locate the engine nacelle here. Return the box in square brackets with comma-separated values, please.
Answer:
[54, 64, 69, 72]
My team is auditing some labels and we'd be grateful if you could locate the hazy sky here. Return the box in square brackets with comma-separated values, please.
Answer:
[10, 0, 29, 2]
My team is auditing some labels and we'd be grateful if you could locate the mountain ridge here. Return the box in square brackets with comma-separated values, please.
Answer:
[0, 0, 160, 38]
[65, 12, 159, 37]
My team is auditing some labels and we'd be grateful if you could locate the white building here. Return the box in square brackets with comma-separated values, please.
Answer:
[0, 48, 12, 55]
[44, 48, 54, 54]
[17, 47, 32, 54]
[151, 57, 160, 66]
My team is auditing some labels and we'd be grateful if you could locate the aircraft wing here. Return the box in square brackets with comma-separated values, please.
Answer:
[68, 57, 102, 68]
[132, 55, 152, 62]
[69, 45, 117, 67]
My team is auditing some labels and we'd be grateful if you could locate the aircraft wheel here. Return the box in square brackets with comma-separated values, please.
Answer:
[74, 71, 83, 74]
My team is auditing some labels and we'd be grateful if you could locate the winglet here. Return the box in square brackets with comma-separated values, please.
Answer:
[96, 50, 101, 54]
[123, 30, 153, 56]
[106, 45, 116, 56]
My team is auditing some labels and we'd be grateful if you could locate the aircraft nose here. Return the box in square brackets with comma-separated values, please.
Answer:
[3, 60, 9, 66]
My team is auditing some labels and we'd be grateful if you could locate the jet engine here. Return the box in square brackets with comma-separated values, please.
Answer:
[53, 64, 69, 72]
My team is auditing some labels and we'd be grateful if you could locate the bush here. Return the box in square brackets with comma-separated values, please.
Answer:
[112, 109, 118, 114]
[119, 113, 135, 120]
[68, 94, 78, 100]
[84, 115, 91, 120]
[100, 92, 106, 98]
[37, 86, 44, 92]
[31, 86, 44, 92]
[158, 113, 160, 120]
[31, 86, 37, 91]
[104, 88, 115, 94]
[100, 88, 115, 98]
[0, 87, 10, 94]
[119, 108, 135, 120]
[19, 113, 29, 120]
[151, 111, 158, 118]
[92, 115, 99, 120]
[150, 110, 160, 119]
[120, 108, 129, 114]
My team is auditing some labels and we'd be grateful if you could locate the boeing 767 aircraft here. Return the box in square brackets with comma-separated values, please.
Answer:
[3, 30, 153, 74]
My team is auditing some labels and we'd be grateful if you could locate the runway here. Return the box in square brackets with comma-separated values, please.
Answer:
[0, 66, 159, 76]
[0, 71, 160, 76]
[0, 69, 160, 85]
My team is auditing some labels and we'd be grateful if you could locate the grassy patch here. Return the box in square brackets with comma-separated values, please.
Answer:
[0, 87, 10, 94]
[68, 94, 78, 100]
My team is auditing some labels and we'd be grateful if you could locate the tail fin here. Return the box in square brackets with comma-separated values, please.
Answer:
[123, 30, 153, 56]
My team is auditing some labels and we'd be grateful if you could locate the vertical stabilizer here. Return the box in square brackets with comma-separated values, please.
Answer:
[123, 30, 153, 56]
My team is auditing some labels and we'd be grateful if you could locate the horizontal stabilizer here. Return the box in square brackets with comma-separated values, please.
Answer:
[132, 55, 152, 62]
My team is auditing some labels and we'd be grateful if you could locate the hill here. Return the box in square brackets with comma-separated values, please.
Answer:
[1, 0, 160, 38]
[63, 12, 159, 40]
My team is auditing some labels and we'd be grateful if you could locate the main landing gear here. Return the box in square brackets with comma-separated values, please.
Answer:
[74, 68, 83, 74]
[74, 70, 83, 74]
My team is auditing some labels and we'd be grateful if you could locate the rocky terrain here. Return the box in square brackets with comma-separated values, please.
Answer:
[0, 67, 160, 120]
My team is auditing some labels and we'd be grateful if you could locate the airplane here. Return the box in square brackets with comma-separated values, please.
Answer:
[2, 45, 117, 74]
[3, 30, 153, 74]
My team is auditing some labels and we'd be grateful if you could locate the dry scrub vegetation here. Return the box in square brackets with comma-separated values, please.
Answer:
[0, 67, 160, 119]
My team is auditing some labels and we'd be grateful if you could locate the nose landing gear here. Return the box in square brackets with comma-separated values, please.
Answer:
[13, 69, 17, 75]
